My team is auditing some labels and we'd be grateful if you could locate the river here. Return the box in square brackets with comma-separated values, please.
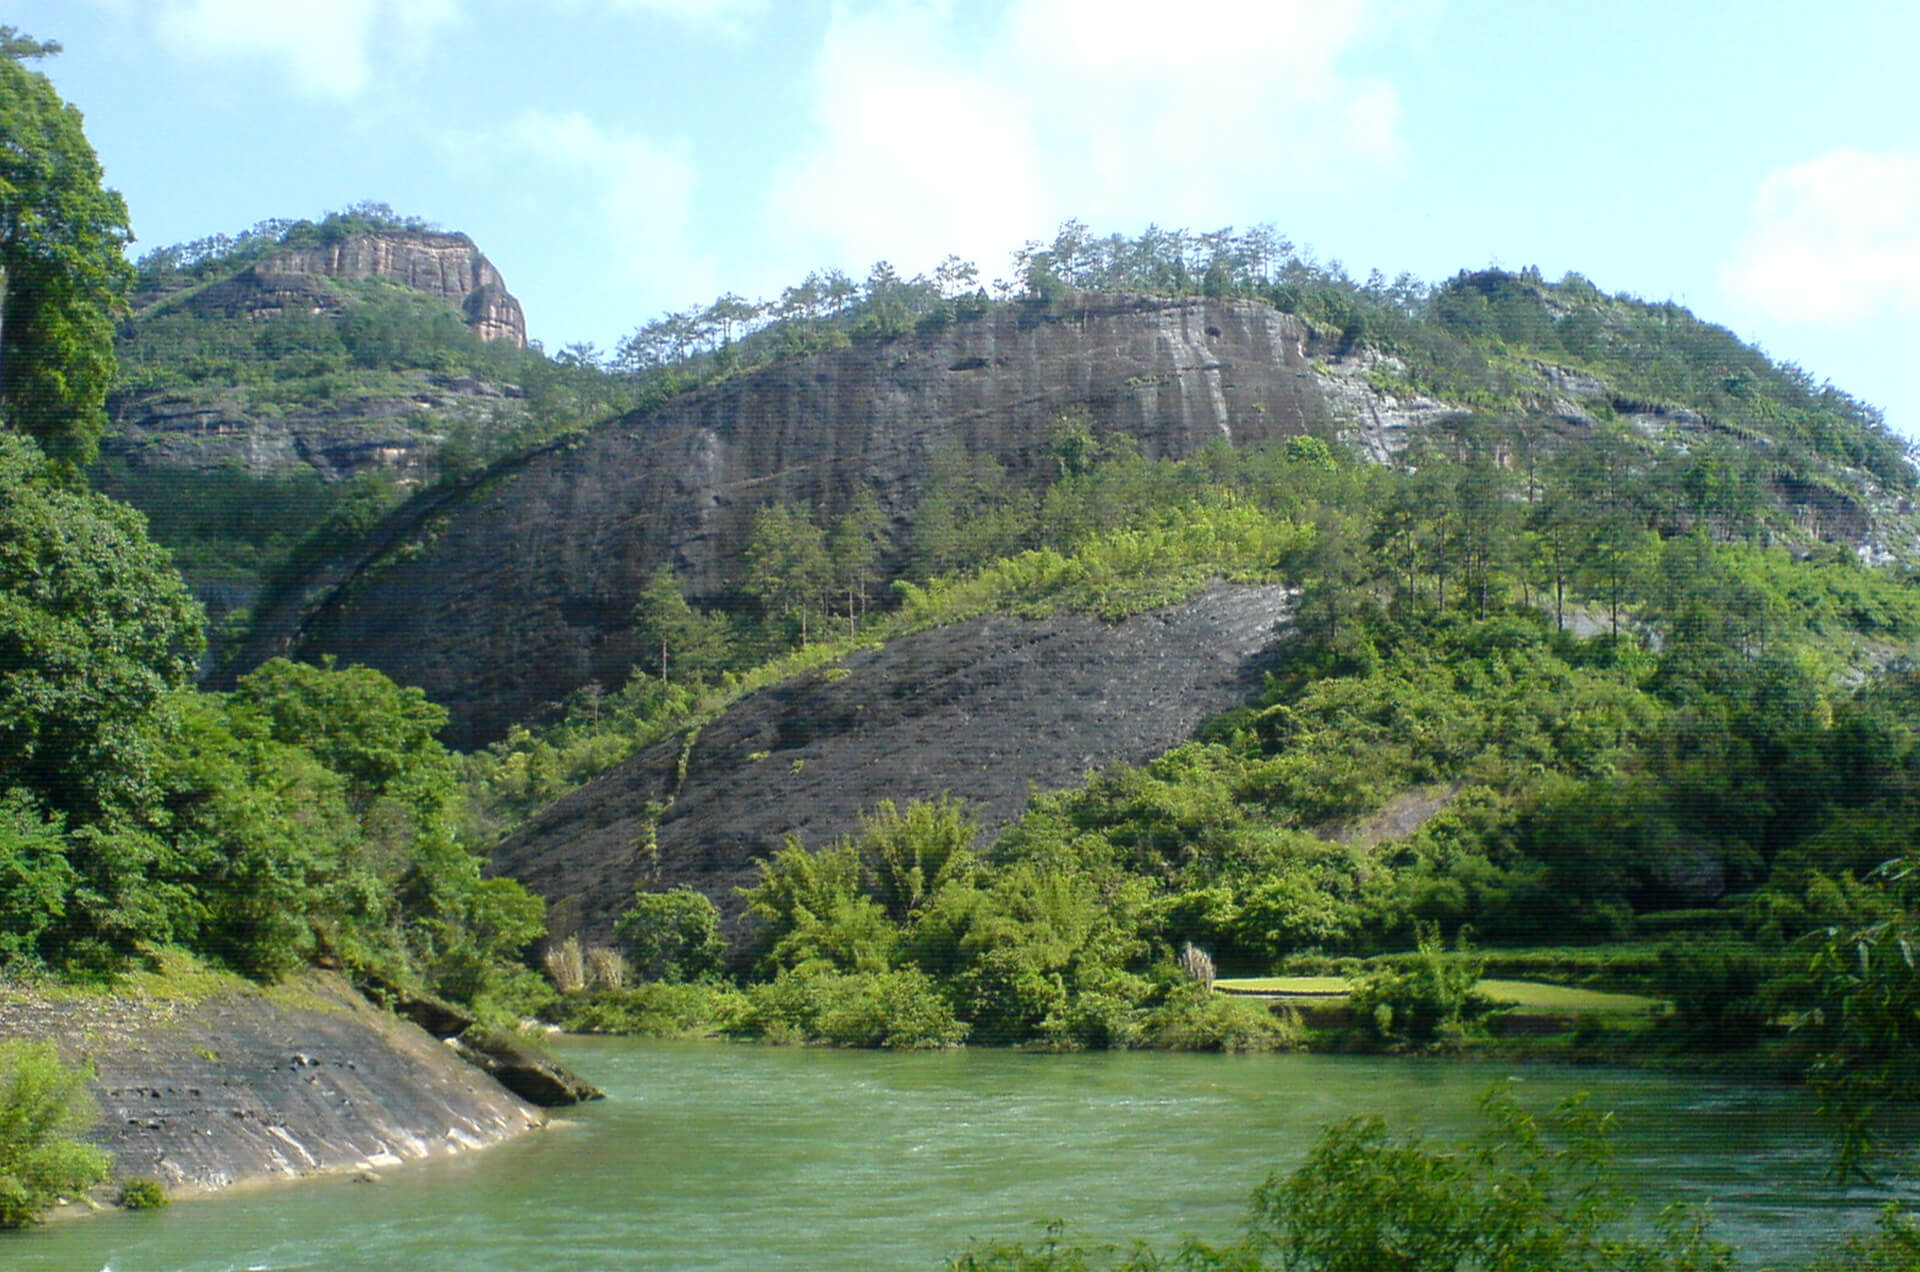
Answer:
[11, 1040, 1915, 1271]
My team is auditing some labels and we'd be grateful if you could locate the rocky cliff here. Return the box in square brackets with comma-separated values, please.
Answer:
[102, 229, 531, 489]
[269, 230, 526, 348]
[101, 374, 526, 484]
[494, 584, 1290, 944]
[243, 294, 1333, 747]
[0, 972, 544, 1197]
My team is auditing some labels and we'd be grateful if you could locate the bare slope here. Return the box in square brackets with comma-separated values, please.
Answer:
[494, 584, 1290, 943]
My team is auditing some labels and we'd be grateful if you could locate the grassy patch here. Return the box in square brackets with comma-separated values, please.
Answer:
[1475, 979, 1666, 1015]
[1216, 975, 1666, 1017]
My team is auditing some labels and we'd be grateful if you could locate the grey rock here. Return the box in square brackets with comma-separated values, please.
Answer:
[497, 583, 1291, 945]
[0, 972, 546, 1195]
[248, 294, 1328, 747]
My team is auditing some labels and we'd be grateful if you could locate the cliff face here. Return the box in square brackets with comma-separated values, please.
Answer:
[270, 230, 527, 347]
[494, 585, 1290, 945]
[101, 228, 532, 488]
[247, 294, 1331, 747]
[102, 374, 526, 483]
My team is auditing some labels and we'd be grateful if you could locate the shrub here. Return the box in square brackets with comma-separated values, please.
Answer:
[739, 966, 967, 1049]
[1347, 926, 1487, 1045]
[1248, 1088, 1733, 1272]
[0, 1042, 113, 1228]
[561, 982, 749, 1038]
[1139, 982, 1298, 1053]
[117, 1175, 169, 1209]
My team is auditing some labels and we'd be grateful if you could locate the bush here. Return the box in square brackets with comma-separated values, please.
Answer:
[1347, 926, 1487, 1045]
[561, 982, 749, 1038]
[738, 966, 967, 1049]
[1249, 1088, 1732, 1272]
[0, 1042, 113, 1228]
[1139, 982, 1298, 1053]
[117, 1175, 169, 1209]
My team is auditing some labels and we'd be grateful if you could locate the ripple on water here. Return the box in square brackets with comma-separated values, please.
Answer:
[11, 1043, 1916, 1272]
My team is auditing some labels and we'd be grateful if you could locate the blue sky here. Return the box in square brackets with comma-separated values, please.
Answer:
[16, 0, 1920, 439]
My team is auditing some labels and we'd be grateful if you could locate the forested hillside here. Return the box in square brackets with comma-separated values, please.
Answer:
[8, 22, 1920, 1235]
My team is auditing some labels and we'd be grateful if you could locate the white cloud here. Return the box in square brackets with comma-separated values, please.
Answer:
[768, 0, 1400, 279]
[151, 0, 460, 99]
[504, 110, 713, 300]
[1722, 148, 1920, 325]
[597, 0, 769, 37]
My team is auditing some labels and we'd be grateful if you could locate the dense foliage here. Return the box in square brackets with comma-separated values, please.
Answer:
[0, 30, 133, 470]
[0, 1041, 111, 1228]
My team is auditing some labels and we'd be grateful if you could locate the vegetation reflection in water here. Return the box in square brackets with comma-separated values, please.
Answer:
[10, 1040, 1916, 1272]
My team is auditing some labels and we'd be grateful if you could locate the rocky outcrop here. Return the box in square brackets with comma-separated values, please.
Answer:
[245, 294, 1330, 747]
[270, 230, 526, 347]
[100, 374, 526, 483]
[0, 972, 545, 1195]
[494, 584, 1290, 945]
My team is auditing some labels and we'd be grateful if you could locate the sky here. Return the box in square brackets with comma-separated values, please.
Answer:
[14, 0, 1920, 439]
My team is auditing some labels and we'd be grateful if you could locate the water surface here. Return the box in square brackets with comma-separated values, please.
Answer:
[12, 1041, 1913, 1271]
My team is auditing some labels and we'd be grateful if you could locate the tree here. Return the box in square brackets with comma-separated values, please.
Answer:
[630, 566, 731, 683]
[0, 32, 134, 469]
[739, 838, 896, 974]
[0, 1041, 111, 1228]
[745, 504, 830, 643]
[615, 885, 726, 982]
[827, 487, 888, 634]
[0, 435, 205, 826]
[852, 796, 979, 925]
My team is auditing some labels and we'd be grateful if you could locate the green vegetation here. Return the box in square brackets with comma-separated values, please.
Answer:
[115, 1175, 167, 1210]
[0, 1041, 111, 1228]
[0, 29, 132, 472]
[12, 29, 1920, 1248]
[954, 1087, 1732, 1271]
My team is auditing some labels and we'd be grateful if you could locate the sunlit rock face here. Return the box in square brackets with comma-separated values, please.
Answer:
[243, 294, 1333, 747]
[272, 230, 528, 348]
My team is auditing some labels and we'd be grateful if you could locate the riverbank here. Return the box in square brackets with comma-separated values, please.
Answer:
[0, 961, 547, 1209]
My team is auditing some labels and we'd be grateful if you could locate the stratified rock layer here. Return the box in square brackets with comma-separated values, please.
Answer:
[253, 295, 1328, 747]
[493, 584, 1290, 944]
[0, 972, 544, 1194]
[271, 230, 526, 347]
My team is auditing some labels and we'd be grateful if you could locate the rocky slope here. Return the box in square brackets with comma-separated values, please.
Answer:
[494, 584, 1290, 944]
[0, 972, 544, 1196]
[267, 230, 526, 348]
[244, 294, 1332, 747]
[102, 229, 530, 487]
[101, 373, 526, 484]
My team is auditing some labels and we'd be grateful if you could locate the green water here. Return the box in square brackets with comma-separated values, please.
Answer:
[10, 1041, 1913, 1271]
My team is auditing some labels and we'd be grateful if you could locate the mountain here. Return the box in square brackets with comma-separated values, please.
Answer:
[236, 293, 1338, 746]
[234, 279, 1917, 750]
[87, 214, 632, 653]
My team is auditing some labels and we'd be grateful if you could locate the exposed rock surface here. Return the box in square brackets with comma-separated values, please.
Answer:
[357, 974, 604, 1106]
[0, 972, 545, 1195]
[269, 230, 526, 347]
[494, 584, 1291, 944]
[247, 295, 1328, 747]
[100, 373, 526, 483]
[100, 227, 531, 489]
